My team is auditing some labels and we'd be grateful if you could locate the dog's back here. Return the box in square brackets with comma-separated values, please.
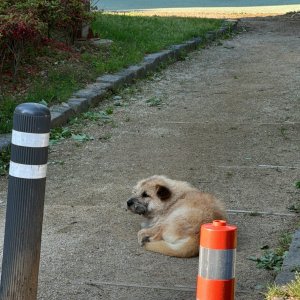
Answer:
[145, 190, 226, 257]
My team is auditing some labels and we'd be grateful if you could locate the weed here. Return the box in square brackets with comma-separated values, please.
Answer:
[288, 204, 300, 213]
[0, 97, 18, 134]
[105, 107, 114, 115]
[225, 172, 234, 178]
[72, 133, 94, 143]
[82, 111, 105, 121]
[292, 267, 300, 273]
[99, 133, 112, 141]
[146, 97, 163, 107]
[249, 251, 286, 271]
[279, 126, 288, 140]
[49, 160, 65, 165]
[265, 284, 287, 299]
[0, 148, 10, 176]
[50, 127, 72, 145]
[178, 50, 187, 61]
[287, 181, 300, 213]
[71, 109, 113, 125]
[260, 245, 270, 250]
[249, 233, 292, 272]
[265, 272, 300, 299]
[277, 233, 292, 256]
[39, 99, 48, 107]
[249, 211, 260, 216]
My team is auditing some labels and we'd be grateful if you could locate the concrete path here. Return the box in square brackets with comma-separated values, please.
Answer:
[0, 15, 300, 299]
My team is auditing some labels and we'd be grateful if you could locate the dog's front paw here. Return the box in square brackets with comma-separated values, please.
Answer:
[138, 230, 151, 246]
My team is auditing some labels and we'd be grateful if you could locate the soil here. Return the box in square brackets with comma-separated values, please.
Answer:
[0, 14, 300, 300]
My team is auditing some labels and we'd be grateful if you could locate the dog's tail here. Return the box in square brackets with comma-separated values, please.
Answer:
[144, 236, 199, 258]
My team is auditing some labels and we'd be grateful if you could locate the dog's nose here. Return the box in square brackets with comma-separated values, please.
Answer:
[127, 198, 135, 207]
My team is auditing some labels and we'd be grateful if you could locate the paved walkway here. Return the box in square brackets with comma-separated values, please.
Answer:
[0, 15, 299, 299]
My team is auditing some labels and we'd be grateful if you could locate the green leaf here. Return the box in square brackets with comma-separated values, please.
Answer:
[71, 133, 94, 142]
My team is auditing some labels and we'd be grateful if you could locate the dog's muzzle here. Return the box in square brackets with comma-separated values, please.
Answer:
[127, 197, 147, 215]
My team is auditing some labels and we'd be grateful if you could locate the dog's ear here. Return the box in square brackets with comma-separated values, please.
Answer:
[156, 185, 171, 201]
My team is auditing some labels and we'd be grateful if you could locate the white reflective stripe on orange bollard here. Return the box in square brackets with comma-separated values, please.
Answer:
[199, 247, 236, 280]
[196, 220, 237, 300]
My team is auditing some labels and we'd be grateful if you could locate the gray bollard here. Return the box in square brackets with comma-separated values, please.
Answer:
[0, 103, 51, 300]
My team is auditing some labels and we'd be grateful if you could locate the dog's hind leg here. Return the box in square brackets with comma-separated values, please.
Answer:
[144, 237, 198, 258]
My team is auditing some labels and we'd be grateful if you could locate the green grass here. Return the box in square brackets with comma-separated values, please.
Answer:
[265, 272, 300, 299]
[146, 96, 163, 107]
[26, 68, 87, 105]
[91, 14, 222, 71]
[0, 97, 18, 134]
[0, 14, 222, 134]
[0, 147, 10, 176]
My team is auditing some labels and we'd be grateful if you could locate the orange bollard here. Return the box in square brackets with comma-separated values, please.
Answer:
[196, 220, 237, 300]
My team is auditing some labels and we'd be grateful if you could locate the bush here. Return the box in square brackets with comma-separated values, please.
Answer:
[0, 7, 43, 79]
[56, 0, 92, 43]
[17, 0, 92, 43]
[0, 0, 91, 81]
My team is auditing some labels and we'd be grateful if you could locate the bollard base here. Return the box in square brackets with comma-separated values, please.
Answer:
[196, 276, 235, 300]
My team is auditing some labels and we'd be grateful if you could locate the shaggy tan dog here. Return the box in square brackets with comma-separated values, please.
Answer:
[127, 175, 226, 257]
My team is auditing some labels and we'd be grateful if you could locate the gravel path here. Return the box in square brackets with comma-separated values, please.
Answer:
[0, 15, 299, 299]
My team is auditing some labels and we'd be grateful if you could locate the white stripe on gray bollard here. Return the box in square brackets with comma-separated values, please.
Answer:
[11, 130, 49, 148]
[9, 162, 48, 179]
[0, 103, 51, 300]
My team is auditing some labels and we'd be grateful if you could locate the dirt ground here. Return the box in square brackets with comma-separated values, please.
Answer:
[0, 14, 300, 300]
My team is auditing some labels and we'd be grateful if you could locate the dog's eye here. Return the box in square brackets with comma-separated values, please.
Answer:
[142, 191, 149, 198]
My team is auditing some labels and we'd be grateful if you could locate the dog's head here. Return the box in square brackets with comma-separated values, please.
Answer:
[127, 176, 173, 218]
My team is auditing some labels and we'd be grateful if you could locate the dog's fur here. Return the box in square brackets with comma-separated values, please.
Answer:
[127, 175, 226, 258]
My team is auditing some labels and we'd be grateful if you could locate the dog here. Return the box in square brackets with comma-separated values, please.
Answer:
[127, 175, 227, 258]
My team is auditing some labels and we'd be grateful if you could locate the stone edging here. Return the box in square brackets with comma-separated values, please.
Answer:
[0, 19, 238, 151]
[49, 20, 238, 128]
[275, 229, 300, 285]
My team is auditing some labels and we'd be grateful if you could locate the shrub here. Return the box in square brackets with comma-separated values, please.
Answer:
[0, 8, 43, 79]
[0, 0, 92, 81]
[56, 0, 92, 43]
[18, 0, 92, 43]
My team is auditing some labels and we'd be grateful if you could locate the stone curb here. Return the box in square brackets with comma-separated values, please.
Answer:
[0, 19, 237, 151]
[275, 229, 300, 285]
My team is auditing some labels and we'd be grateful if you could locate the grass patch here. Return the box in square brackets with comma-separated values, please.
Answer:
[49, 107, 114, 145]
[0, 14, 222, 134]
[0, 148, 10, 176]
[0, 97, 18, 134]
[146, 96, 163, 107]
[265, 273, 300, 299]
[249, 233, 292, 272]
[287, 181, 300, 213]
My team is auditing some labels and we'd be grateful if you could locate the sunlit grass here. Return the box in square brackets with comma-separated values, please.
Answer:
[265, 273, 300, 299]
[0, 14, 222, 133]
